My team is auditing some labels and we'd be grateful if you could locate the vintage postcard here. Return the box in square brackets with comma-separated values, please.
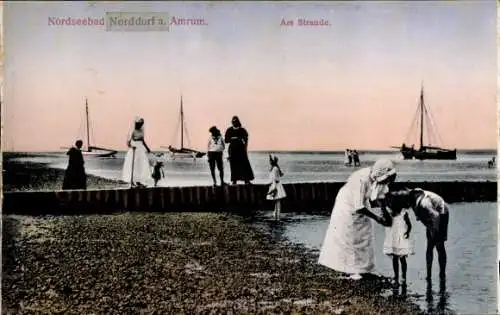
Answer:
[1, 1, 497, 314]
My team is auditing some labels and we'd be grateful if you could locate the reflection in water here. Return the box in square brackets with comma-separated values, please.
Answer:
[389, 282, 408, 301]
[269, 221, 287, 242]
[401, 283, 408, 298]
[425, 278, 452, 315]
[247, 205, 496, 314]
[244, 212, 288, 243]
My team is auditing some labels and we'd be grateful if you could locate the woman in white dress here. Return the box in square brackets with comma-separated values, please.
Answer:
[122, 117, 153, 187]
[266, 155, 286, 221]
[318, 159, 396, 280]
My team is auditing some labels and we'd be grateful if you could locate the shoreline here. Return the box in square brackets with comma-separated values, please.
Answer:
[2, 158, 127, 192]
[2, 213, 424, 314]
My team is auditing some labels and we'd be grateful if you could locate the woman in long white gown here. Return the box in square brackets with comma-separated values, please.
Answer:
[318, 159, 396, 280]
[122, 117, 153, 187]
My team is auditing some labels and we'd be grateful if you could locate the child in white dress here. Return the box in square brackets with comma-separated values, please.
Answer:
[383, 205, 414, 285]
[266, 155, 286, 221]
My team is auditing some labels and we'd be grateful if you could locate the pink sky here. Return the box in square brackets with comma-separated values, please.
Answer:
[2, 1, 497, 152]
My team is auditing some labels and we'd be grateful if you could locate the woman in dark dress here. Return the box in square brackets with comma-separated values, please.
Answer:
[224, 116, 254, 185]
[62, 140, 87, 190]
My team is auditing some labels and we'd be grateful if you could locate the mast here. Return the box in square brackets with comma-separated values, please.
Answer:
[180, 94, 184, 149]
[85, 97, 91, 151]
[419, 83, 424, 150]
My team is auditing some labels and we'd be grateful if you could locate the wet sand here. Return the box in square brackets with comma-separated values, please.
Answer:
[2, 155, 126, 192]
[2, 213, 423, 314]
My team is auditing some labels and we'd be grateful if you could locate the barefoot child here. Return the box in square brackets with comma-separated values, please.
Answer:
[266, 155, 286, 221]
[383, 202, 414, 285]
[207, 126, 225, 187]
[387, 188, 449, 283]
[152, 154, 165, 187]
[409, 188, 449, 283]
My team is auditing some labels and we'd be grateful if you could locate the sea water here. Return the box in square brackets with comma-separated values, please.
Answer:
[251, 202, 497, 315]
[6, 150, 497, 186]
[5, 151, 498, 313]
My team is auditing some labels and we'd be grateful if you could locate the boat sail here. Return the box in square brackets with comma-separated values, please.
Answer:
[393, 84, 457, 160]
[162, 95, 206, 159]
[63, 98, 117, 158]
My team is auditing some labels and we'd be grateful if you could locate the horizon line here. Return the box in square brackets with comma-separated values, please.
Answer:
[2, 148, 497, 154]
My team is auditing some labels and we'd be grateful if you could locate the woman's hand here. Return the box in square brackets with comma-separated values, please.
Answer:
[358, 208, 392, 227]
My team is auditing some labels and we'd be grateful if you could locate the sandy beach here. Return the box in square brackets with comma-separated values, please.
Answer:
[2, 213, 423, 314]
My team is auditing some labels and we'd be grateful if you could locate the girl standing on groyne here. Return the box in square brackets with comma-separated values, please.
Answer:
[266, 155, 286, 221]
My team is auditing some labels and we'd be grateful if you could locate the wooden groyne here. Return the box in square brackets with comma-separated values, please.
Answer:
[2, 181, 497, 216]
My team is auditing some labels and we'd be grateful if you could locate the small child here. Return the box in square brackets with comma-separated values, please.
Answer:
[266, 155, 286, 221]
[383, 203, 414, 286]
[152, 154, 165, 187]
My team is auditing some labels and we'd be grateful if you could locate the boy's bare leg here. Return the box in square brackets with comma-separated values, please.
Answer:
[441, 211, 449, 241]
[209, 161, 217, 186]
[217, 155, 224, 185]
[426, 240, 434, 281]
[436, 241, 447, 281]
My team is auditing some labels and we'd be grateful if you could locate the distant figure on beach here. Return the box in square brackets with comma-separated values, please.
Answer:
[152, 154, 165, 187]
[488, 156, 495, 168]
[344, 149, 352, 166]
[207, 126, 225, 187]
[62, 140, 87, 190]
[266, 155, 286, 221]
[318, 159, 395, 280]
[387, 188, 449, 283]
[122, 117, 152, 187]
[353, 150, 361, 166]
[224, 116, 254, 185]
[383, 197, 414, 286]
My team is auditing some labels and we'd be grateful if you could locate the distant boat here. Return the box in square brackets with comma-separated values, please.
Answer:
[62, 98, 117, 158]
[392, 83, 457, 160]
[162, 95, 206, 160]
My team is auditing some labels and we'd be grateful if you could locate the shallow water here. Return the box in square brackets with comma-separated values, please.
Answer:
[6, 151, 497, 187]
[250, 202, 497, 315]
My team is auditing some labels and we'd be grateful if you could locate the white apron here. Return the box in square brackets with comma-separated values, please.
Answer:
[122, 140, 152, 186]
[318, 168, 376, 274]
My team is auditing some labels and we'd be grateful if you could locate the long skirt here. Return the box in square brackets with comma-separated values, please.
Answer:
[62, 166, 87, 190]
[228, 144, 254, 182]
[318, 187, 375, 274]
[122, 140, 152, 186]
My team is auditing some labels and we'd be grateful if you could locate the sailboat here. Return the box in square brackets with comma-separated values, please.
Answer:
[162, 95, 206, 160]
[393, 84, 457, 160]
[63, 98, 117, 158]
